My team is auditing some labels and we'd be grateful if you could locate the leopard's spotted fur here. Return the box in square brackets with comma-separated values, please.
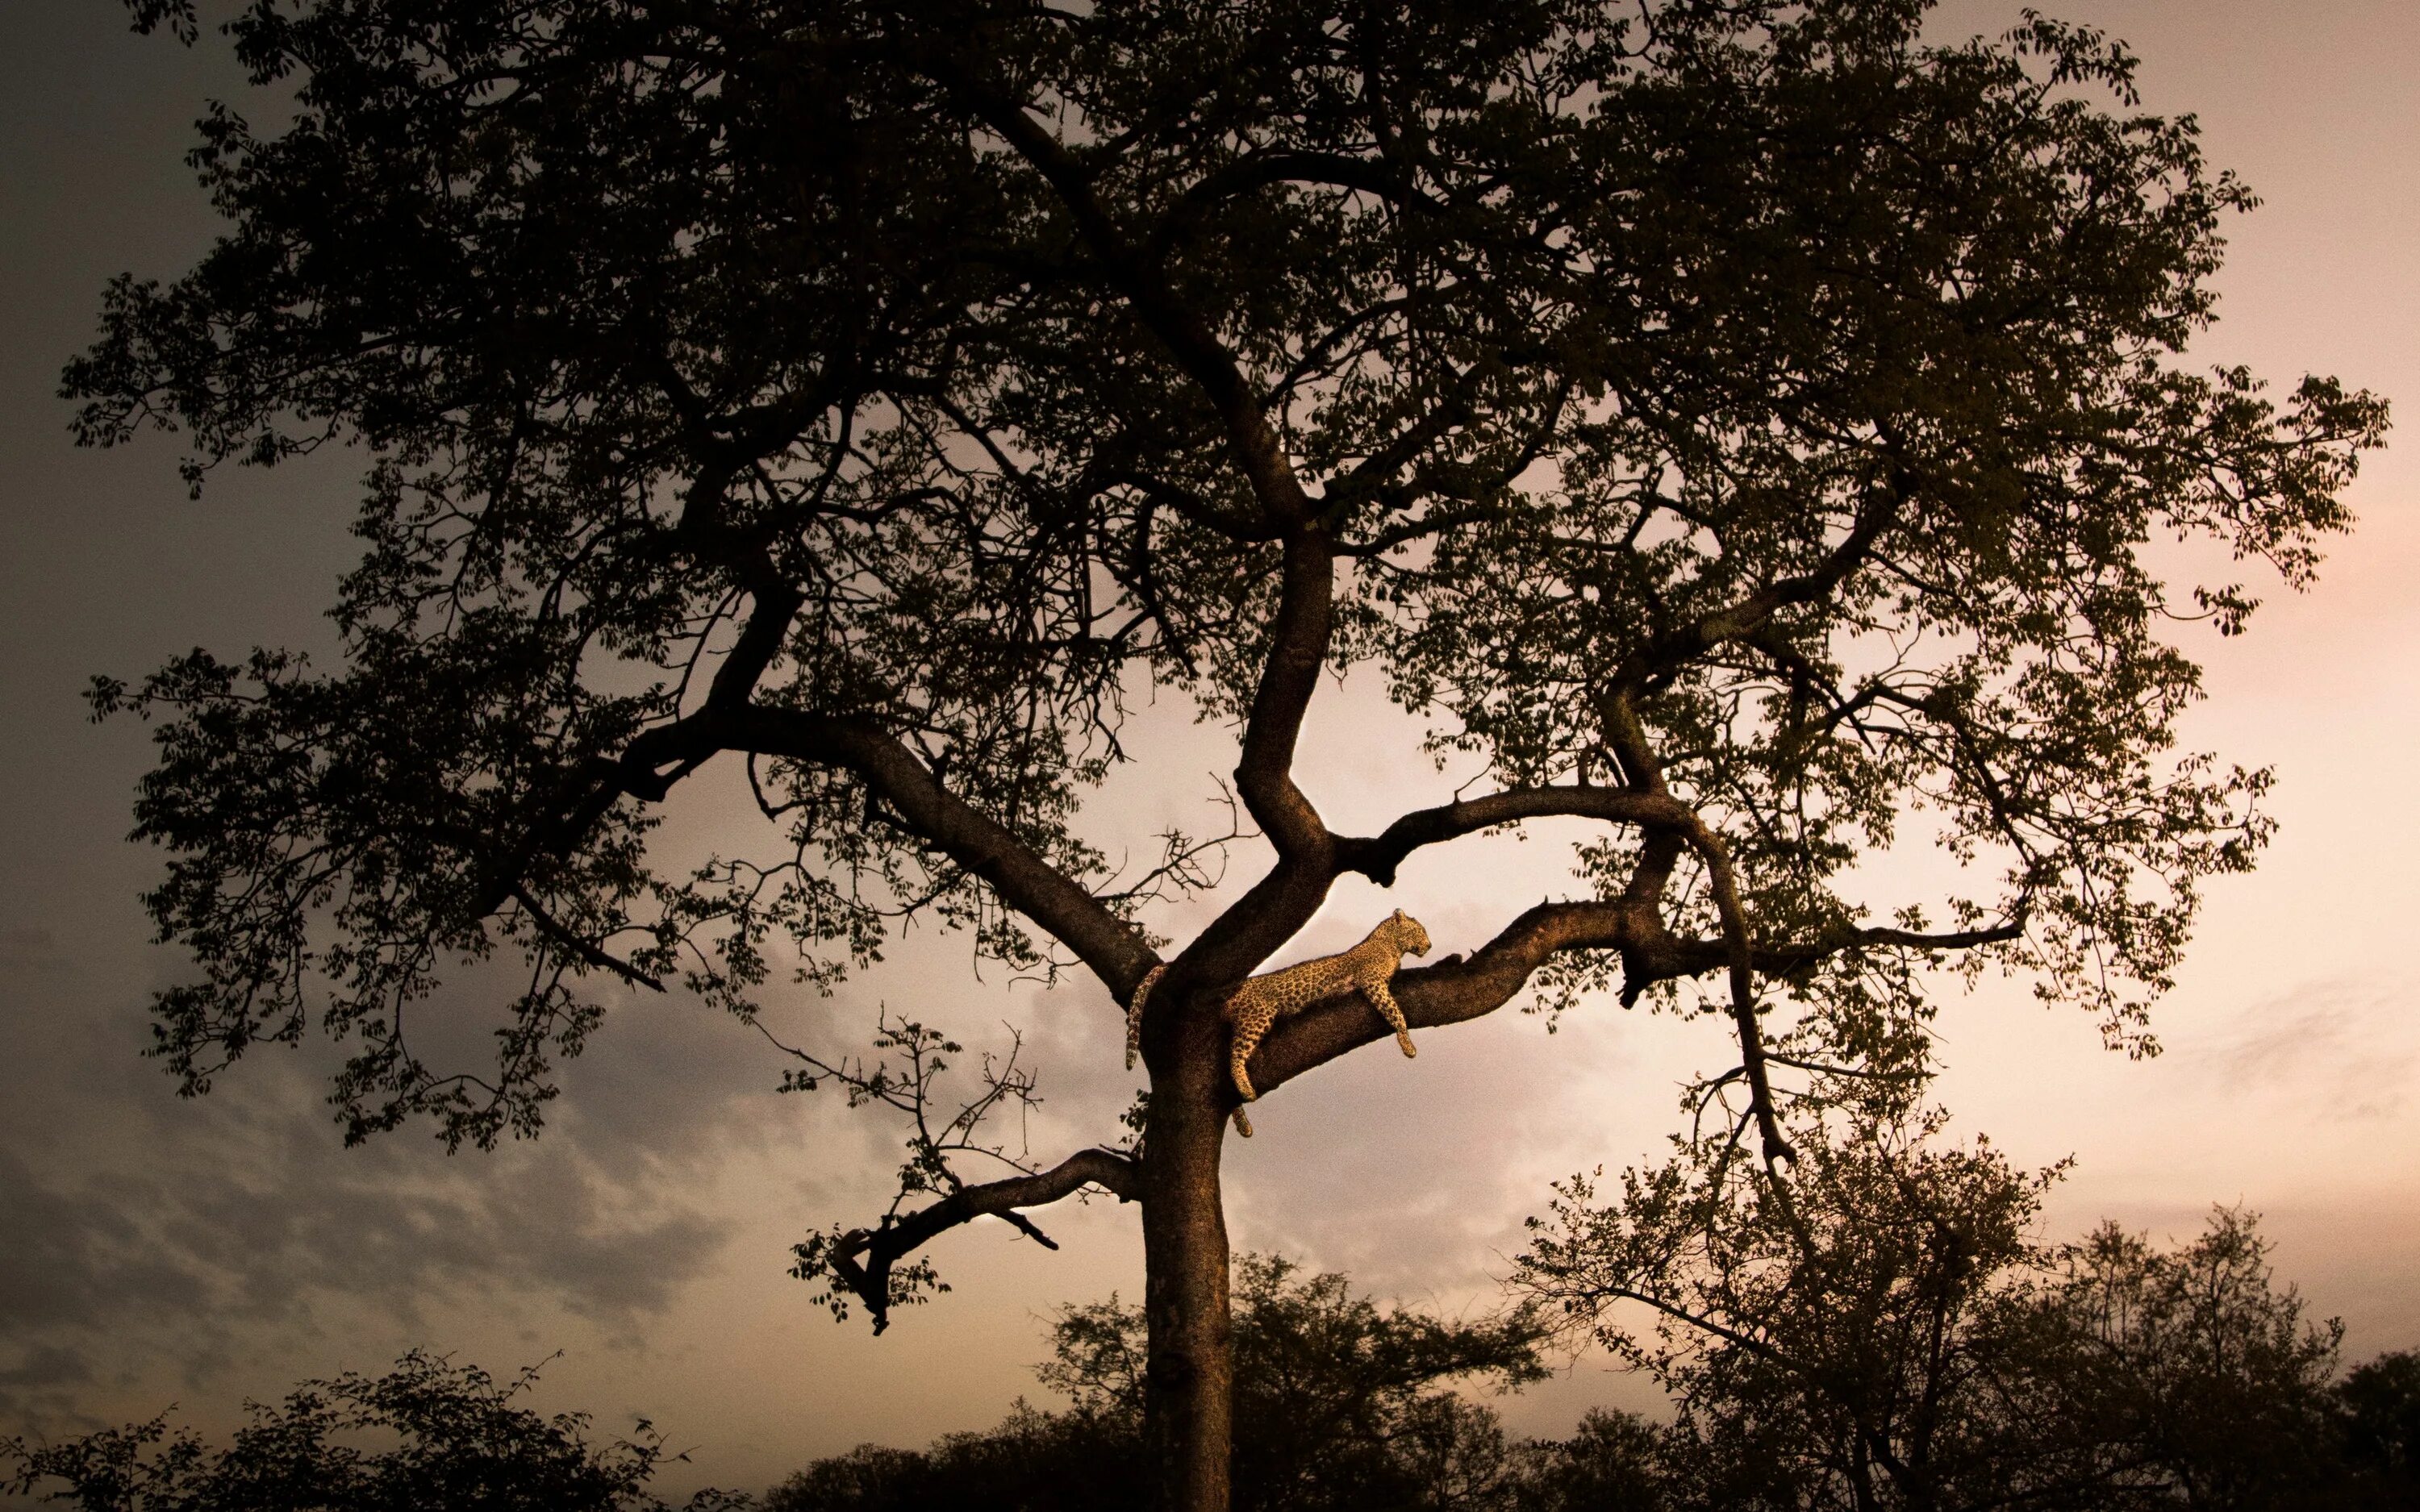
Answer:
[1123, 910, 1432, 1136]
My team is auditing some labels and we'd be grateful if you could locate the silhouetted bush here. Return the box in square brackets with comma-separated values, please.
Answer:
[1501, 1409, 1669, 1512]
[1, 1352, 745, 1511]
[1519, 1093, 2415, 1512]
[12, 1244, 2413, 1511]
[759, 1405, 1140, 1512]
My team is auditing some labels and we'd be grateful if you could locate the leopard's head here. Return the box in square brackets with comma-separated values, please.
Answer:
[1390, 909, 1431, 957]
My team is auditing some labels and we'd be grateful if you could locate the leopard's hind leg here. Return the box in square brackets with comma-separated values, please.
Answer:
[1227, 1002, 1279, 1138]
[1362, 978, 1418, 1058]
[1229, 1004, 1275, 1103]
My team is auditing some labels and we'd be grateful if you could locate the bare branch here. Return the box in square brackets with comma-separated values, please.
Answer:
[804, 1148, 1140, 1335]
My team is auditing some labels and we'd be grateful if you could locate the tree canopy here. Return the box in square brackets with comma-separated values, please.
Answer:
[81, 1, 2385, 1506]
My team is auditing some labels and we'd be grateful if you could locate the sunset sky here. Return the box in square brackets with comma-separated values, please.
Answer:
[3, 0, 2416, 1497]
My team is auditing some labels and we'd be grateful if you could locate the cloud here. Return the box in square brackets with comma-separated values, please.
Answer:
[0, 1090, 739, 1350]
[0, 928, 62, 970]
[0, 940, 790, 1439]
[2197, 980, 2418, 1122]
[0, 1150, 208, 1336]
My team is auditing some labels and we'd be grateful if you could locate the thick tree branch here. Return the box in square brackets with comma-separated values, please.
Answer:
[1335, 783, 1695, 885]
[1244, 902, 2023, 1113]
[1615, 482, 1902, 693]
[477, 698, 1160, 1002]
[1158, 528, 1345, 1000]
[819, 1148, 1139, 1335]
[473, 433, 1154, 993]
[1143, 148, 1437, 266]
[717, 706, 1162, 998]
[1330, 775, 1796, 1155]
[1246, 898, 1638, 1098]
[1232, 531, 1337, 864]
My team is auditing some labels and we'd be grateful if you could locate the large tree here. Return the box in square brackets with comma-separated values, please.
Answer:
[80, 2, 2384, 1507]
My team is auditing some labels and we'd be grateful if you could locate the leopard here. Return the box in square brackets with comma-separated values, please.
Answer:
[1123, 910, 1432, 1136]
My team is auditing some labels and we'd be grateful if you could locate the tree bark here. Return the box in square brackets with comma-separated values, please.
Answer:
[1140, 1001, 1236, 1512]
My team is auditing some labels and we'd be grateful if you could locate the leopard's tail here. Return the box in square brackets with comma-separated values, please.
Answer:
[1232, 1108, 1254, 1138]
[1124, 964, 1166, 1071]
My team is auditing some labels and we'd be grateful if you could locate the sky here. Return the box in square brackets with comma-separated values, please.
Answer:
[2, 0, 2416, 1497]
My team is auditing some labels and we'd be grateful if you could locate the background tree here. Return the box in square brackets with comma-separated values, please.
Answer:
[1521, 1093, 2066, 1510]
[1501, 1410, 1671, 1512]
[1519, 1093, 2372, 1510]
[1, 1352, 748, 1512]
[13, 1239, 2398, 1512]
[2339, 1352, 2420, 1510]
[2015, 1211, 2352, 1510]
[81, 1, 2385, 1506]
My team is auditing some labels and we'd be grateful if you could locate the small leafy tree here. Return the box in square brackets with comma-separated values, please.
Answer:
[1521, 1094, 2064, 1510]
[1520, 1097, 2365, 1511]
[1502, 1410, 1671, 1512]
[0, 1352, 745, 1512]
[2017, 1210, 2350, 1510]
[81, 2, 2385, 1506]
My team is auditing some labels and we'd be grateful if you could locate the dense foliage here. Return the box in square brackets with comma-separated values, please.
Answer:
[87, 0, 2384, 1154]
[766, 1220, 2420, 1512]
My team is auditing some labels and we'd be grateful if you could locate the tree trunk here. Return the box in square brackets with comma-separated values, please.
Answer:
[1140, 1023, 1235, 1512]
